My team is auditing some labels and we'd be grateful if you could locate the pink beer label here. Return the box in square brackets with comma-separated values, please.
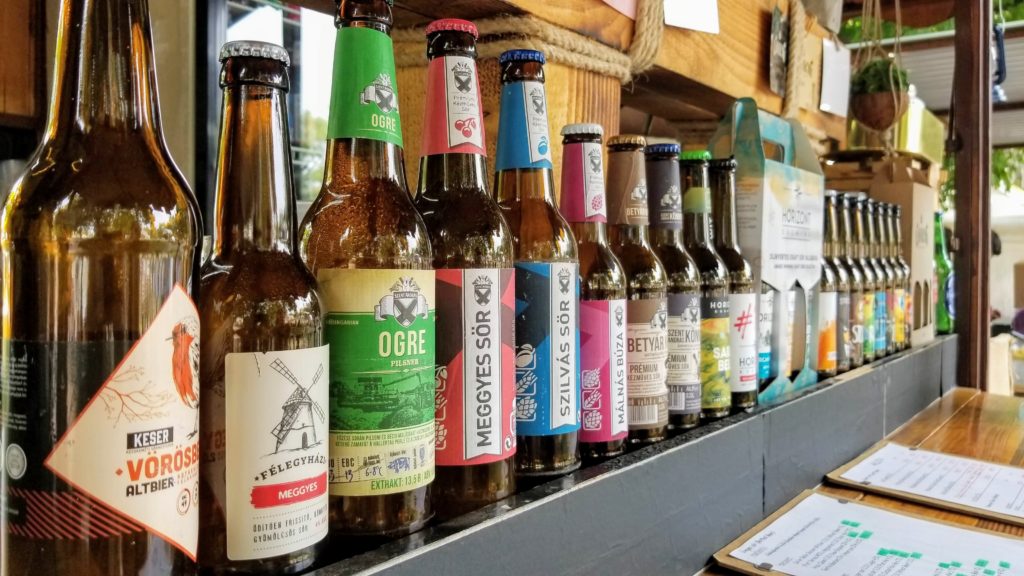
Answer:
[560, 141, 607, 224]
[579, 299, 627, 442]
[422, 55, 486, 156]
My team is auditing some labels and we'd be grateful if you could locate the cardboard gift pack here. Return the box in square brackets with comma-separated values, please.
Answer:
[710, 98, 826, 404]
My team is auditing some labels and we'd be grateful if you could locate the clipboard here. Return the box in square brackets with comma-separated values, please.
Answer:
[826, 440, 1024, 528]
[713, 488, 1024, 576]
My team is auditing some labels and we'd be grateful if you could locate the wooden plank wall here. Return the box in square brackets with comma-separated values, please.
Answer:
[0, 0, 42, 129]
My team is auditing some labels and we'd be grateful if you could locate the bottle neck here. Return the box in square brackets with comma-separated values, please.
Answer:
[418, 153, 489, 199]
[651, 226, 684, 247]
[823, 201, 837, 259]
[892, 214, 904, 257]
[214, 81, 296, 257]
[684, 212, 714, 249]
[609, 223, 650, 246]
[572, 221, 608, 244]
[935, 215, 948, 256]
[46, 0, 163, 144]
[854, 207, 868, 259]
[711, 173, 739, 251]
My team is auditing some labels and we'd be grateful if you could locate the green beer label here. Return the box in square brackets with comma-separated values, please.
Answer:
[327, 27, 404, 146]
[317, 269, 435, 497]
[701, 295, 731, 410]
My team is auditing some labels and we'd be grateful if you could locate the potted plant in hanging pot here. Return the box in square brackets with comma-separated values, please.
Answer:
[850, 57, 910, 132]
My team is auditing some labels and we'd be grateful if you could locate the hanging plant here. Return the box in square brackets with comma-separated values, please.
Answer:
[850, 57, 910, 131]
[850, 0, 910, 133]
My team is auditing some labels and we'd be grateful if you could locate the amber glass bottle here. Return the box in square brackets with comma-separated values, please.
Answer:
[1, 0, 201, 573]
[709, 158, 757, 411]
[495, 50, 581, 476]
[866, 199, 892, 358]
[824, 191, 851, 374]
[839, 194, 865, 368]
[198, 42, 327, 574]
[680, 152, 731, 420]
[851, 193, 877, 363]
[646, 143, 701, 431]
[605, 135, 668, 445]
[816, 198, 840, 379]
[299, 0, 436, 537]
[413, 20, 516, 519]
[560, 124, 627, 459]
[890, 204, 912, 349]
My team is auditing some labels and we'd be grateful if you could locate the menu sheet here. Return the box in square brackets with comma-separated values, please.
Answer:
[726, 492, 1024, 576]
[838, 443, 1024, 523]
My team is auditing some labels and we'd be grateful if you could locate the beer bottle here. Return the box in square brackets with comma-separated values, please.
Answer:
[560, 124, 627, 459]
[839, 194, 865, 369]
[1, 0, 201, 573]
[935, 211, 955, 334]
[865, 199, 890, 358]
[680, 152, 731, 420]
[299, 0, 436, 536]
[495, 50, 581, 476]
[646, 143, 701, 431]
[606, 135, 668, 445]
[824, 191, 851, 374]
[816, 193, 840, 379]
[709, 158, 757, 411]
[851, 193, 877, 363]
[198, 42, 328, 574]
[875, 202, 898, 355]
[890, 204, 913, 348]
[413, 19, 516, 518]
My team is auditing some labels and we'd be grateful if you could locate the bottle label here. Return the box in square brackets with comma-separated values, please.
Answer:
[606, 150, 649, 226]
[495, 80, 552, 170]
[423, 55, 485, 156]
[863, 292, 876, 358]
[15, 286, 201, 558]
[701, 295, 731, 411]
[579, 299, 628, 442]
[875, 290, 887, 353]
[514, 263, 580, 436]
[683, 186, 712, 214]
[646, 159, 682, 230]
[757, 290, 775, 380]
[434, 269, 516, 466]
[667, 293, 701, 415]
[850, 291, 865, 365]
[317, 269, 435, 497]
[327, 27, 403, 146]
[837, 292, 851, 368]
[816, 291, 838, 373]
[224, 346, 330, 561]
[944, 273, 956, 320]
[625, 298, 669, 428]
[728, 293, 758, 393]
[560, 141, 607, 223]
[893, 287, 906, 345]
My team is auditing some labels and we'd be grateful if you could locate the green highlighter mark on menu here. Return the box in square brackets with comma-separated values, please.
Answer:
[1000, 561, 1012, 569]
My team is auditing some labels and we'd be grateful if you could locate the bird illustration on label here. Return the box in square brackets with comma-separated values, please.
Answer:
[170, 320, 200, 439]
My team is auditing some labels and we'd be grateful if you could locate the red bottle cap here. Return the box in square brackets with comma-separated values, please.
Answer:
[425, 18, 478, 38]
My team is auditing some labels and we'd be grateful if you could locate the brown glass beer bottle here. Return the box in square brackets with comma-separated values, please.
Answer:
[1, 0, 201, 573]
[606, 135, 669, 445]
[413, 20, 516, 519]
[495, 50, 581, 477]
[839, 193, 866, 368]
[300, 0, 436, 537]
[198, 42, 328, 574]
[559, 124, 628, 460]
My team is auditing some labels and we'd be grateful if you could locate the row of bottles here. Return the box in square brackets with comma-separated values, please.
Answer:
[0, 0, 925, 574]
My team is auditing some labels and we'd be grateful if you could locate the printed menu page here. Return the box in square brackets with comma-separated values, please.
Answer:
[839, 443, 1024, 521]
[727, 492, 1024, 576]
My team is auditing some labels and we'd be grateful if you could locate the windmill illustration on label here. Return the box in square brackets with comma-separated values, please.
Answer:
[269, 359, 326, 455]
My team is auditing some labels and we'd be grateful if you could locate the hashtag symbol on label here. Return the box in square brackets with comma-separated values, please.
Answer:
[735, 305, 754, 339]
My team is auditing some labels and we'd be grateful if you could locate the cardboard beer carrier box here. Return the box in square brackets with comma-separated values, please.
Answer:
[824, 154, 936, 347]
[710, 98, 825, 405]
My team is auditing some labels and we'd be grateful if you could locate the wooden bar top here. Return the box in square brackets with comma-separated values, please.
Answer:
[701, 387, 1024, 575]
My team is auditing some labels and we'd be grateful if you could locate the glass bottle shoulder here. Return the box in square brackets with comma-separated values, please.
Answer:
[577, 239, 627, 300]
[652, 239, 700, 293]
[495, 169, 577, 263]
[415, 180, 513, 269]
[717, 245, 753, 293]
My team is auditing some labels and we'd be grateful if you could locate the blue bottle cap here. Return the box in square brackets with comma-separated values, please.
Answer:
[645, 143, 681, 156]
[499, 49, 546, 65]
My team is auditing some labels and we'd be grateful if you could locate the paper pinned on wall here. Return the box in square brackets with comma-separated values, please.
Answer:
[664, 0, 719, 34]
[602, 0, 637, 19]
[820, 38, 851, 117]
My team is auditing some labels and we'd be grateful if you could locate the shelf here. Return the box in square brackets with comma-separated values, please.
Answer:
[289, 0, 847, 143]
[309, 336, 958, 576]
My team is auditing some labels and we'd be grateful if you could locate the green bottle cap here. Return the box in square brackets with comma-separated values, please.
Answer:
[679, 150, 711, 161]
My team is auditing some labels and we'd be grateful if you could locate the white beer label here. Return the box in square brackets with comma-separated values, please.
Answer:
[550, 263, 578, 430]
[728, 293, 758, 393]
[520, 80, 553, 164]
[45, 285, 200, 559]
[224, 345, 330, 561]
[444, 55, 484, 150]
[462, 269, 504, 460]
[582, 141, 607, 218]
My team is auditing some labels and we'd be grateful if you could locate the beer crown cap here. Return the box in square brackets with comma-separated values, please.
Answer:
[607, 134, 646, 147]
[679, 150, 711, 161]
[560, 123, 604, 136]
[219, 40, 290, 66]
[845, 191, 867, 201]
[500, 49, 545, 65]
[825, 189, 838, 198]
[645, 143, 680, 155]
[425, 19, 478, 37]
[708, 156, 737, 170]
